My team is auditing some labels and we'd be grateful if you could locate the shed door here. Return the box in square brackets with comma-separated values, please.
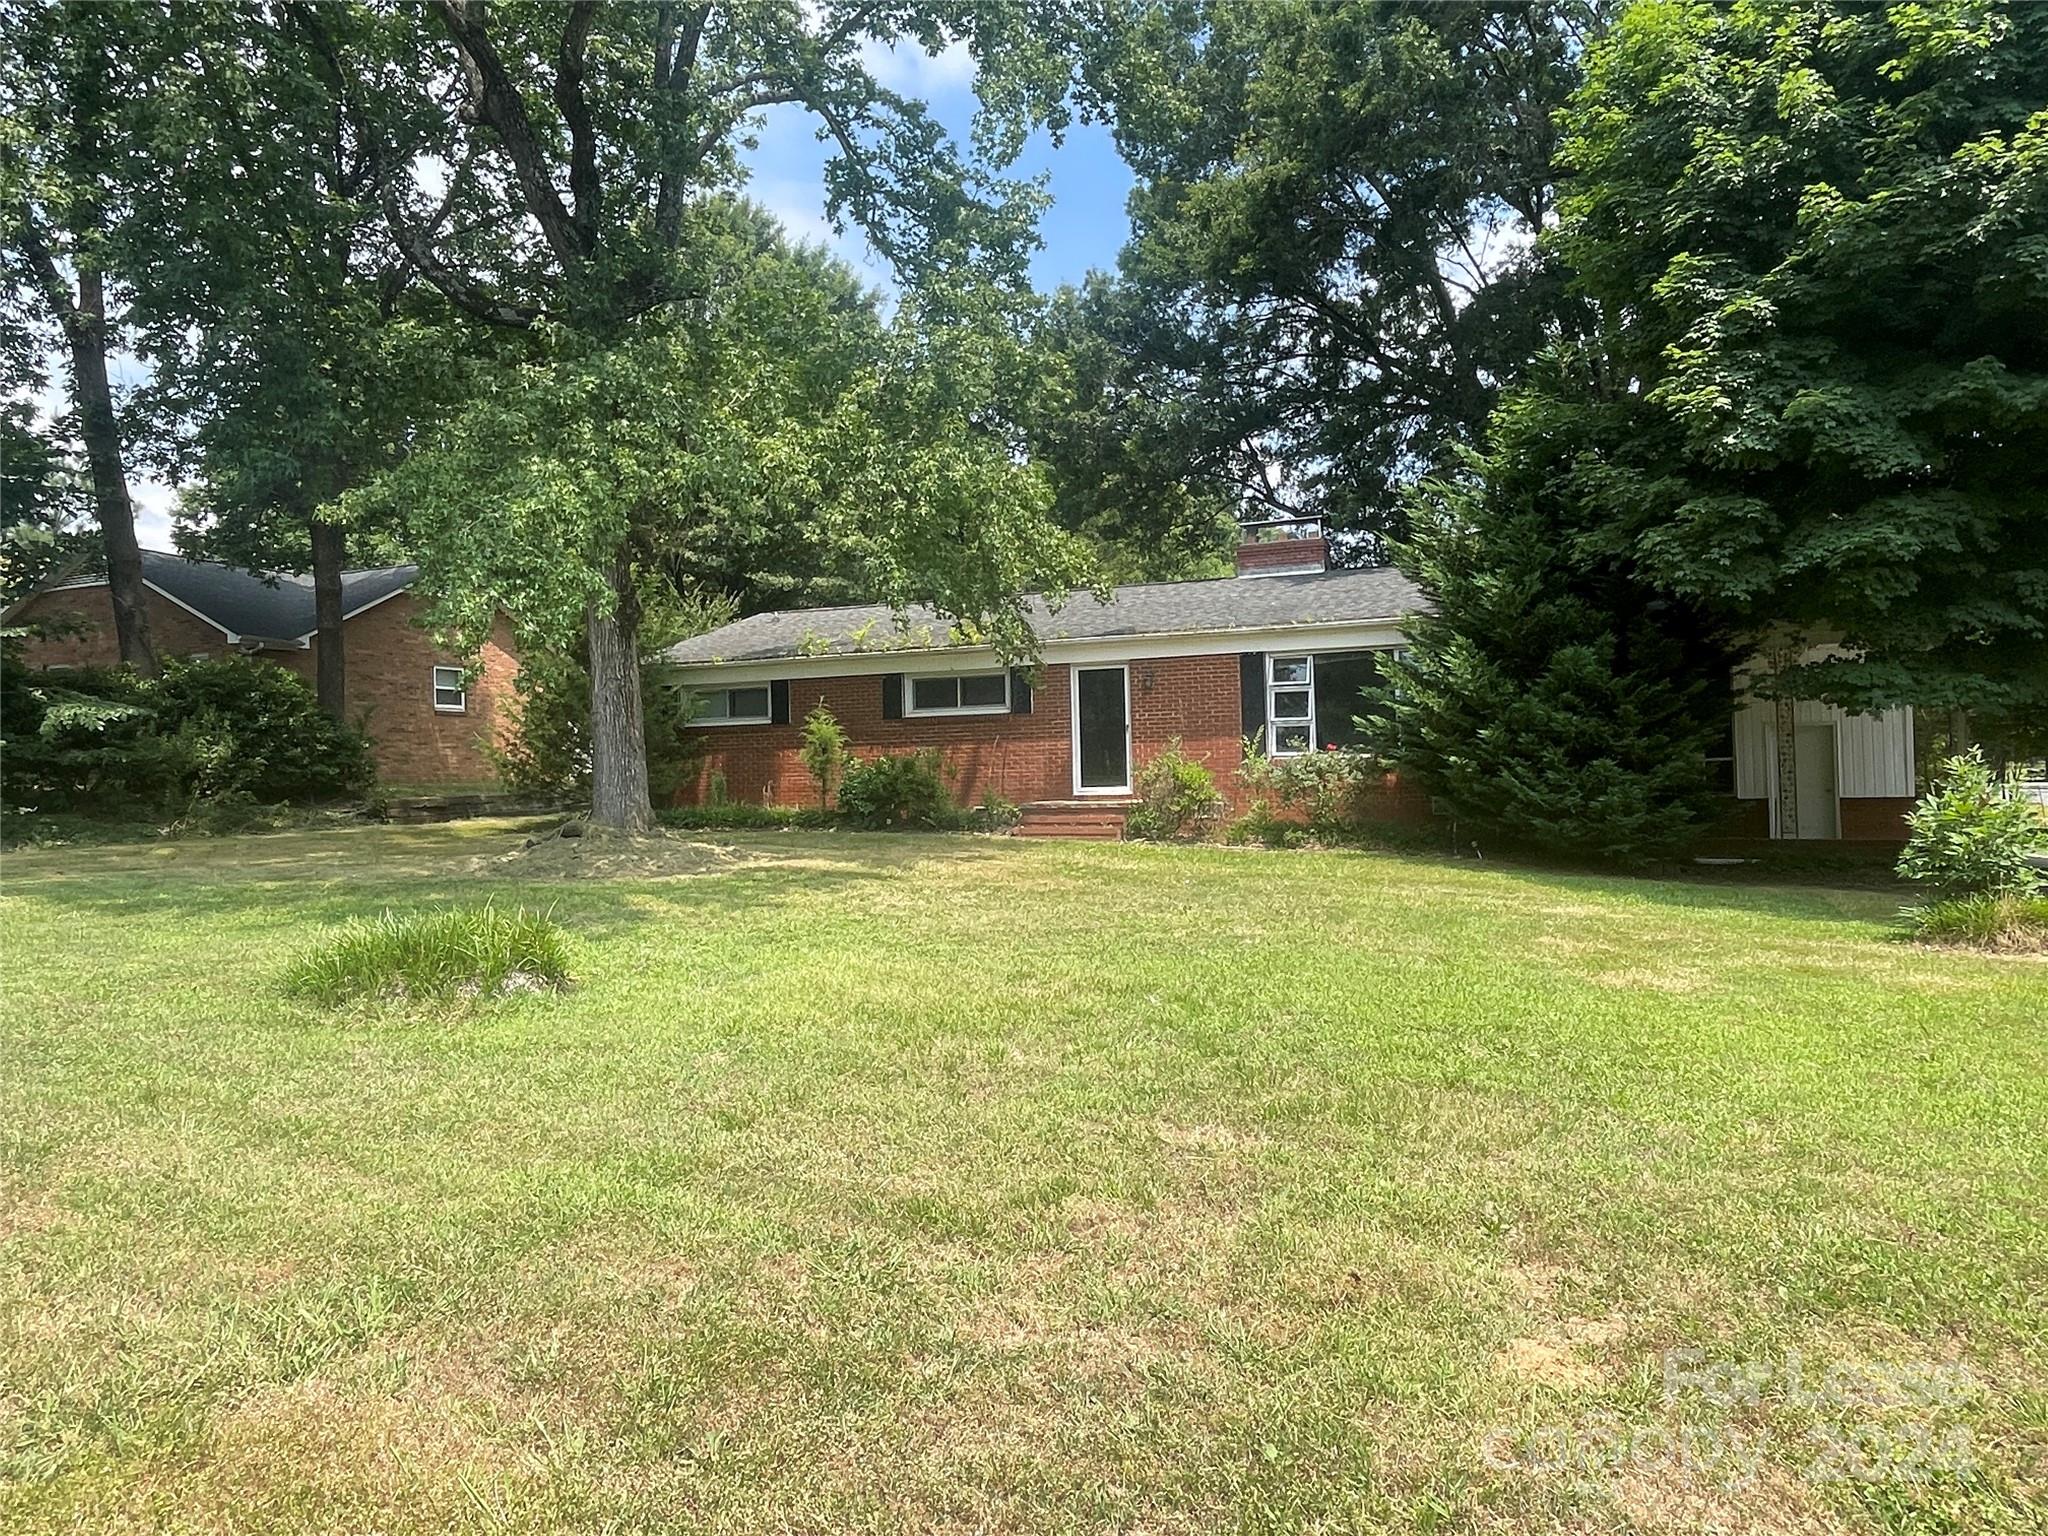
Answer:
[1793, 722, 1840, 840]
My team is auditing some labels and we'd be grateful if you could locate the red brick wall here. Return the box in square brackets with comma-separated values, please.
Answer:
[677, 652, 1432, 822]
[1712, 796, 1913, 844]
[1233, 539, 1329, 577]
[13, 585, 237, 666]
[10, 584, 516, 788]
[305, 597, 518, 787]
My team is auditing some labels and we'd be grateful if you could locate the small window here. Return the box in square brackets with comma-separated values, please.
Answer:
[1267, 655, 1313, 754]
[432, 665, 467, 713]
[905, 670, 1009, 716]
[690, 685, 772, 726]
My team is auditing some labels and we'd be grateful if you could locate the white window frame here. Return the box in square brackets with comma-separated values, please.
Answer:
[903, 669, 1011, 718]
[1263, 649, 1403, 757]
[1266, 654, 1315, 756]
[686, 684, 773, 727]
[432, 665, 467, 714]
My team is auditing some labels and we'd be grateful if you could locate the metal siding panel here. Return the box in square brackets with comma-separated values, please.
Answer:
[1733, 700, 1772, 799]
[1836, 706, 1912, 797]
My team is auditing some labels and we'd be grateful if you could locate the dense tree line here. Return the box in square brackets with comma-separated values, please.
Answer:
[7, 0, 2043, 850]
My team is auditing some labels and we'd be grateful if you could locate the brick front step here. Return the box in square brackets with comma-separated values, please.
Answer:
[1014, 799, 1137, 840]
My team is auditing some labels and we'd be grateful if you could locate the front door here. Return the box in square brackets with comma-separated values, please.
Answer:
[1072, 666, 1131, 795]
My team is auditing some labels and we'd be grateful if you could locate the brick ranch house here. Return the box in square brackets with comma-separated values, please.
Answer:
[664, 520, 1920, 842]
[6, 550, 517, 787]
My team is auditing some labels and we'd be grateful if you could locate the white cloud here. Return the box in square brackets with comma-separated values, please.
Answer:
[130, 479, 176, 550]
[856, 35, 976, 96]
[748, 168, 896, 291]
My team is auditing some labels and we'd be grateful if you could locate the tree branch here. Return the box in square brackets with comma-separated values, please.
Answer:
[379, 184, 543, 328]
[553, 0, 600, 247]
[653, 3, 710, 247]
[10, 201, 82, 336]
[430, 0, 589, 269]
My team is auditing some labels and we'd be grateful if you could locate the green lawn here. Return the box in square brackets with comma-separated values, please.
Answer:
[2, 823, 2043, 1533]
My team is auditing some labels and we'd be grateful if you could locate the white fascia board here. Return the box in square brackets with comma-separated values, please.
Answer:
[142, 581, 241, 641]
[659, 618, 1413, 688]
[297, 580, 414, 641]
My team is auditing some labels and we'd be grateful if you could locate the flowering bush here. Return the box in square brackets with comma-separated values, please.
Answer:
[1238, 736, 1383, 834]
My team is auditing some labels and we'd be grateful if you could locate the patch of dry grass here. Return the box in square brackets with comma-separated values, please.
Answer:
[1, 822, 2042, 1532]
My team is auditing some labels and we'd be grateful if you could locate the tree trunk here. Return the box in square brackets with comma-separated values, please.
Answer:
[310, 518, 348, 721]
[66, 266, 157, 676]
[585, 553, 651, 832]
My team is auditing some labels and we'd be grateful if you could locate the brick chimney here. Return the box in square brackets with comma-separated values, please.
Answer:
[1235, 517, 1329, 577]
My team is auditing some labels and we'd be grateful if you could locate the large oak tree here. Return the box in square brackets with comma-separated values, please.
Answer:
[329, 0, 1089, 830]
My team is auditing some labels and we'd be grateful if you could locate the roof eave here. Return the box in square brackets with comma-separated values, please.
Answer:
[660, 612, 1415, 682]
[293, 579, 414, 642]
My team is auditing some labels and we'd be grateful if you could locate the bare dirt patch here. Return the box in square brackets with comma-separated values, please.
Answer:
[1608, 1459, 1850, 1535]
[1590, 966, 1709, 995]
[1499, 1314, 1631, 1390]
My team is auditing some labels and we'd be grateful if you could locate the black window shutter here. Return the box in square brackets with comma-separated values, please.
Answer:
[881, 673, 904, 720]
[769, 679, 790, 725]
[1008, 667, 1032, 715]
[1240, 652, 1266, 738]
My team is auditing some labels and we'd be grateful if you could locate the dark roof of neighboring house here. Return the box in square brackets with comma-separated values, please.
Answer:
[40, 549, 417, 642]
[662, 565, 1424, 667]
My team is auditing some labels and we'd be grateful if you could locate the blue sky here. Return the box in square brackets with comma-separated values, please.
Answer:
[740, 38, 1135, 295]
[126, 44, 1136, 547]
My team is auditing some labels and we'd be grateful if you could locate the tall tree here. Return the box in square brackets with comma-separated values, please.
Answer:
[336, 1, 1088, 829]
[125, 2, 457, 721]
[1555, 0, 2048, 744]
[1021, 277, 1238, 581]
[1077, 0, 1601, 553]
[1370, 360, 1739, 861]
[1, 0, 161, 672]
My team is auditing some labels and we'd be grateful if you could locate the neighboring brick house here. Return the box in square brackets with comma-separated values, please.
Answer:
[665, 519, 1921, 842]
[6, 550, 518, 787]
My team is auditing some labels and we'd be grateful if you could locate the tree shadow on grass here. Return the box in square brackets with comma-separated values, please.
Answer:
[1283, 837, 1910, 934]
[0, 821, 1011, 947]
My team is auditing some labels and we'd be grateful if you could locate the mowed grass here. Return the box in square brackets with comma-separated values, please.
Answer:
[1, 823, 2043, 1534]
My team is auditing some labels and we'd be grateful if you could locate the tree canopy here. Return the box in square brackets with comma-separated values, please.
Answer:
[1554, 0, 2048, 734]
[119, 2, 464, 718]
[1073, 0, 1601, 553]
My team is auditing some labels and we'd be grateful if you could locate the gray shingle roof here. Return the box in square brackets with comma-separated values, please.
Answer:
[662, 565, 1424, 667]
[27, 551, 420, 640]
[135, 550, 416, 641]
